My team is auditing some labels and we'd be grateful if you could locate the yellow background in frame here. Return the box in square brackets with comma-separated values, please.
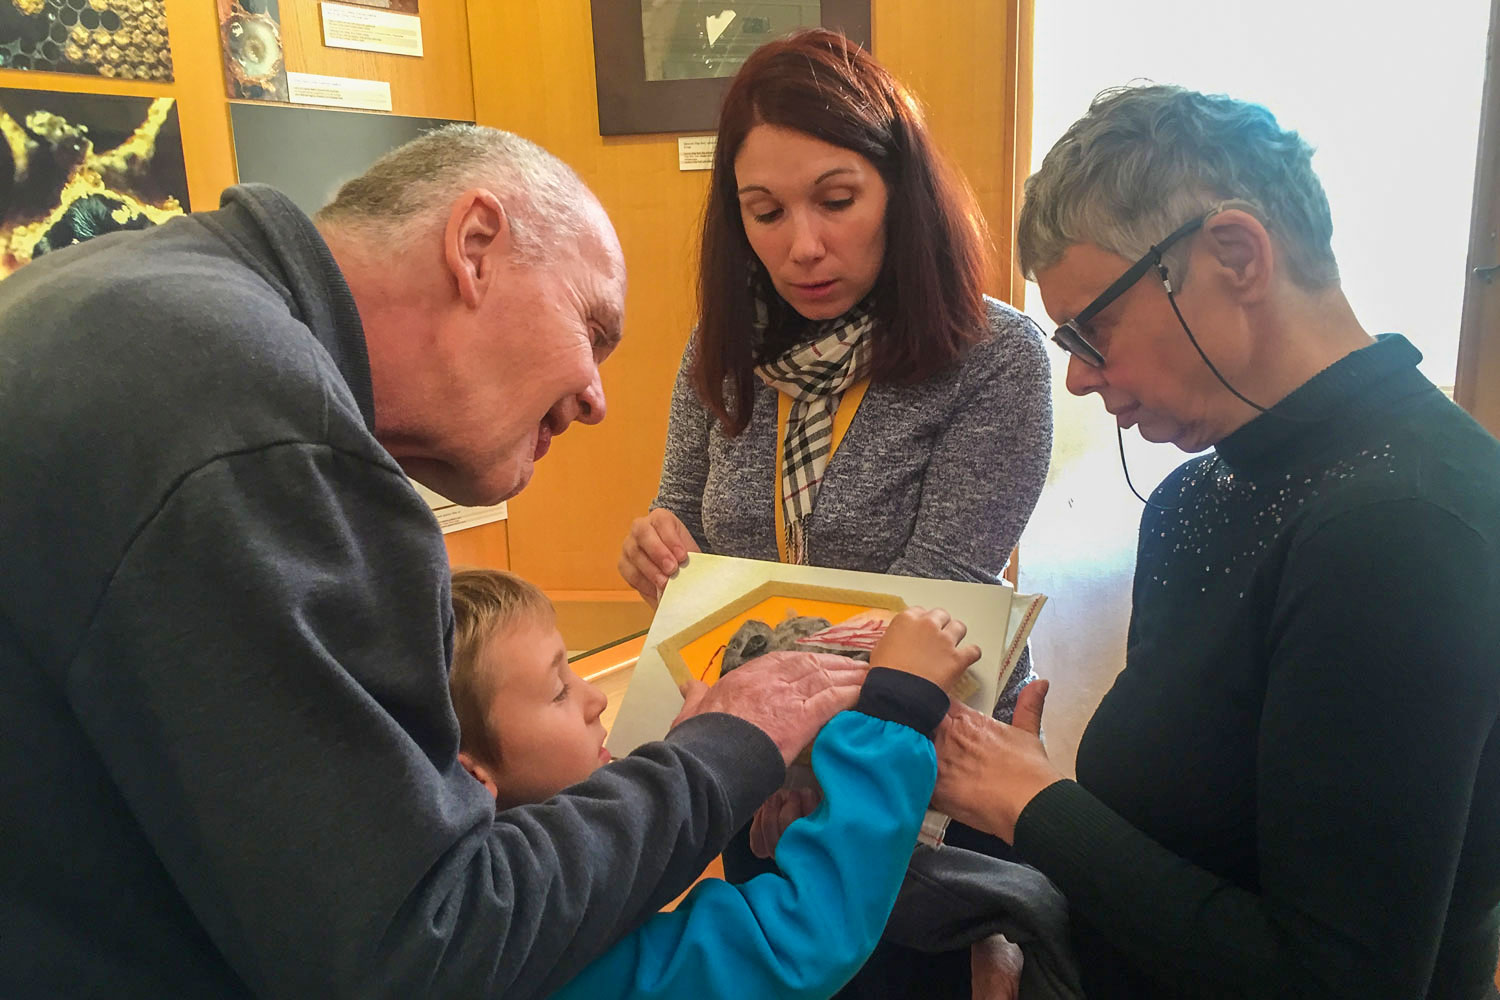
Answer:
[674, 596, 894, 687]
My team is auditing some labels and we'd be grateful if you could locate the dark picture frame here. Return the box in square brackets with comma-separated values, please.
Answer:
[590, 1, 872, 136]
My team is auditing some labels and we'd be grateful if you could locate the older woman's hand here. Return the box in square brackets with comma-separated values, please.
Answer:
[970, 934, 1023, 1000]
[931, 680, 1066, 843]
[618, 508, 700, 607]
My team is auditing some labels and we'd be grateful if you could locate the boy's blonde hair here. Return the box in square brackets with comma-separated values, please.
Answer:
[449, 568, 555, 762]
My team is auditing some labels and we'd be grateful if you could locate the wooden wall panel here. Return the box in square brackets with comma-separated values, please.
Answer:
[443, 521, 510, 570]
[872, 0, 1032, 302]
[467, 0, 1032, 596]
[276, 0, 475, 120]
[466, 0, 709, 594]
[1455, 0, 1500, 440]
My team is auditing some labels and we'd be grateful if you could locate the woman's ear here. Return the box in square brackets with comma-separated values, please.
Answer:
[442, 188, 514, 310]
[457, 750, 501, 799]
[1199, 208, 1274, 304]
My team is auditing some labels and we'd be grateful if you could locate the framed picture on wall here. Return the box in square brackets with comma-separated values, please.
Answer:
[590, 1, 871, 136]
[0, 89, 189, 279]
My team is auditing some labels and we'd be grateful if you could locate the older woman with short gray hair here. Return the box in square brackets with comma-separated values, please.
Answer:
[932, 83, 1500, 999]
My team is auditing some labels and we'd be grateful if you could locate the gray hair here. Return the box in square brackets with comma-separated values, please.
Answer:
[316, 124, 595, 263]
[1017, 84, 1339, 290]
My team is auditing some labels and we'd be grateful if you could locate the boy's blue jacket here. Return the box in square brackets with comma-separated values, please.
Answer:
[554, 667, 947, 1000]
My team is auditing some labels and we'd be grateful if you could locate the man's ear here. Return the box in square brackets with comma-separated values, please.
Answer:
[457, 750, 501, 800]
[443, 189, 514, 310]
[1199, 208, 1274, 304]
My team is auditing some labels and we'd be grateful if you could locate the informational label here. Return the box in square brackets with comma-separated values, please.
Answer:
[286, 72, 394, 112]
[430, 501, 508, 533]
[677, 135, 716, 171]
[320, 2, 424, 57]
[412, 481, 508, 533]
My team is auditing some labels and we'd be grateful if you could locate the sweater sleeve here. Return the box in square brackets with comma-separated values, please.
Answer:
[650, 339, 712, 548]
[1014, 498, 1500, 998]
[885, 309, 1053, 583]
[552, 671, 943, 1000]
[64, 443, 786, 1000]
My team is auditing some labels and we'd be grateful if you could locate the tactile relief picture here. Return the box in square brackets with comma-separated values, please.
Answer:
[0, 88, 188, 278]
[0, 0, 173, 81]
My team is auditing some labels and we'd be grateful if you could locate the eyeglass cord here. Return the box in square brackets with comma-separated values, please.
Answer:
[1159, 264, 1322, 424]
[1118, 424, 1179, 509]
[1158, 265, 1273, 414]
[1119, 265, 1322, 509]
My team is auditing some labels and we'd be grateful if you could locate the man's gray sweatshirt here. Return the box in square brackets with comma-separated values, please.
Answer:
[0, 185, 785, 998]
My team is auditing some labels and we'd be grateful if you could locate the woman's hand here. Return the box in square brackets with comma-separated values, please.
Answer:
[931, 680, 1065, 843]
[617, 509, 700, 607]
[869, 606, 981, 693]
[970, 934, 1023, 1000]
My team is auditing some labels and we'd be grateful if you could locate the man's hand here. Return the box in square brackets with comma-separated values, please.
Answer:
[669, 679, 710, 731]
[930, 680, 1064, 843]
[869, 606, 981, 692]
[618, 509, 700, 608]
[670, 651, 869, 765]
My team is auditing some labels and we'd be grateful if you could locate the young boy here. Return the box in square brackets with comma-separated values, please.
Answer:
[448, 568, 976, 1000]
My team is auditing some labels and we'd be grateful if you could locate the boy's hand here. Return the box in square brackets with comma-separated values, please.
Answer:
[869, 606, 980, 693]
[748, 786, 820, 858]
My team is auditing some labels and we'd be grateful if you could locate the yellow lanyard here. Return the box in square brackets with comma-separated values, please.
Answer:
[773, 378, 871, 564]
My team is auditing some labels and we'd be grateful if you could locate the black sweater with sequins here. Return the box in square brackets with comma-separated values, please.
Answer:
[1013, 335, 1500, 999]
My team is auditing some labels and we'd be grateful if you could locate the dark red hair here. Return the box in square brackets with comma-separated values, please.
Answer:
[693, 28, 990, 436]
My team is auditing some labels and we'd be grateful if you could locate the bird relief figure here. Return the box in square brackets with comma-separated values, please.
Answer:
[721, 607, 980, 703]
[720, 608, 896, 674]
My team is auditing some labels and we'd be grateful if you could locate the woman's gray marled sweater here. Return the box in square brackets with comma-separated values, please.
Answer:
[652, 297, 1053, 716]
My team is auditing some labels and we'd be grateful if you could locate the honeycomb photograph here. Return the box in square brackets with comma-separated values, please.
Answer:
[0, 0, 173, 82]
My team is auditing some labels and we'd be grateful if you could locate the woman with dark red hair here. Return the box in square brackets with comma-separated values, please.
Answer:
[618, 28, 1068, 999]
[620, 27, 1051, 704]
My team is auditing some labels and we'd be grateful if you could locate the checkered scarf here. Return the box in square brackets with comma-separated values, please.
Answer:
[754, 301, 874, 564]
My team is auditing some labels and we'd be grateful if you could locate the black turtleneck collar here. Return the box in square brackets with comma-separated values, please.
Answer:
[1213, 334, 1434, 476]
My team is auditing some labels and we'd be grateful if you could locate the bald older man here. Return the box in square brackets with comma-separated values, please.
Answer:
[0, 126, 866, 998]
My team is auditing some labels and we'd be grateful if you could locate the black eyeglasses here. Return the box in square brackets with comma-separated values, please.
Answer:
[1050, 214, 1207, 368]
